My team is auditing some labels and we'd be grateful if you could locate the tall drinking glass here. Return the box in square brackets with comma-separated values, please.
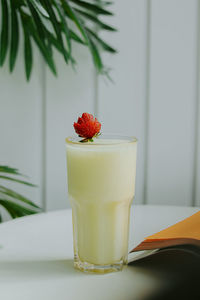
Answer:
[66, 135, 137, 273]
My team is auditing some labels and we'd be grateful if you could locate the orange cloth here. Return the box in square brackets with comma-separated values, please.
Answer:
[147, 210, 200, 241]
[132, 210, 200, 252]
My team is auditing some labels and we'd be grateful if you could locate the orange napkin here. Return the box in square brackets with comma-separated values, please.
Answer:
[131, 210, 200, 252]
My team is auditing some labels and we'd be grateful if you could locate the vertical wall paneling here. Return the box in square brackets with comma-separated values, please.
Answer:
[45, 46, 95, 210]
[40, 58, 47, 211]
[93, 70, 99, 118]
[0, 48, 43, 207]
[143, 0, 151, 205]
[194, 0, 200, 207]
[97, 0, 148, 204]
[146, 0, 198, 206]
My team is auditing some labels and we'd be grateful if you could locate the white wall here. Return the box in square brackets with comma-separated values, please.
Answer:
[0, 0, 200, 210]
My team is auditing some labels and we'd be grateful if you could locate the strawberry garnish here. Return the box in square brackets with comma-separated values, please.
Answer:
[74, 113, 101, 142]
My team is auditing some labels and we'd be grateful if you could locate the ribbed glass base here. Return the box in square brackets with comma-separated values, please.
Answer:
[74, 256, 125, 274]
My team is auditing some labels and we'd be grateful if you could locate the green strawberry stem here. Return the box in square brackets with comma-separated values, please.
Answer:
[79, 132, 101, 143]
[80, 138, 94, 143]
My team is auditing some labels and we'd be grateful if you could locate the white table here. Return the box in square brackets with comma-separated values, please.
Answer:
[0, 205, 198, 300]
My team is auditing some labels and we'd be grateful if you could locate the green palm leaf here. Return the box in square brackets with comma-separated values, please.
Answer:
[20, 11, 57, 75]
[69, 30, 85, 45]
[27, 0, 46, 41]
[61, 2, 102, 72]
[0, 186, 40, 209]
[86, 28, 117, 53]
[61, 0, 89, 44]
[87, 34, 103, 71]
[30, 0, 49, 18]
[0, 199, 37, 218]
[40, 0, 69, 63]
[53, 0, 71, 55]
[0, 175, 36, 187]
[75, 9, 116, 31]
[0, 0, 116, 79]
[0, 165, 40, 222]
[0, 166, 22, 176]
[69, 0, 113, 15]
[0, 200, 18, 218]
[45, 28, 63, 52]
[9, 0, 19, 72]
[0, 0, 9, 66]
[22, 19, 33, 80]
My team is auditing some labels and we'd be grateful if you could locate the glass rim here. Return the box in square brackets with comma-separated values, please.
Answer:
[65, 134, 138, 146]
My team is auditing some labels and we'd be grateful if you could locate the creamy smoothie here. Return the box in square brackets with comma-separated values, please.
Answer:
[66, 136, 137, 272]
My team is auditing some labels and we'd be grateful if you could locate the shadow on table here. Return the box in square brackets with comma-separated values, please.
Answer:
[0, 259, 81, 282]
[129, 245, 200, 300]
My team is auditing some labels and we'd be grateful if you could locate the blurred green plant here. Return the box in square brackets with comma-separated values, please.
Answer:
[0, 165, 40, 222]
[0, 0, 117, 80]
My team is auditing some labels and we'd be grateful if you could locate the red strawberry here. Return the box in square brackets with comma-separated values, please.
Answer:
[74, 113, 101, 140]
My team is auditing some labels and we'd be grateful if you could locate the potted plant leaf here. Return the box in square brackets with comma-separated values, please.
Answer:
[0, 0, 116, 80]
[0, 166, 40, 222]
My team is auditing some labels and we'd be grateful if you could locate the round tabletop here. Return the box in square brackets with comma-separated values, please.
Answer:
[0, 204, 198, 300]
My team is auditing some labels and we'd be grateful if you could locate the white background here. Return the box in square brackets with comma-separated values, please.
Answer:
[0, 0, 200, 210]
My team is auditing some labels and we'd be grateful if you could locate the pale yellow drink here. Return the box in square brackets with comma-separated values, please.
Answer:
[66, 136, 137, 273]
